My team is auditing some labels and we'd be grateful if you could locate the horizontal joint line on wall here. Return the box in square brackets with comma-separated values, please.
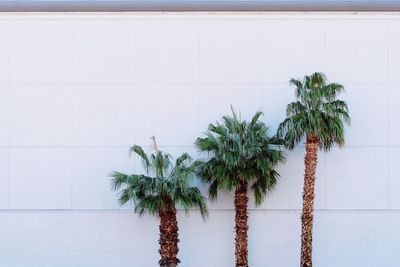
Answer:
[1, 208, 400, 214]
[0, 82, 397, 85]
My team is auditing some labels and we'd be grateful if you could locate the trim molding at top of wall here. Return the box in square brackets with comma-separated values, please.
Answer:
[1, 0, 400, 12]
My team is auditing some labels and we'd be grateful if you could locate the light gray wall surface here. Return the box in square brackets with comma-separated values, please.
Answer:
[0, 12, 399, 267]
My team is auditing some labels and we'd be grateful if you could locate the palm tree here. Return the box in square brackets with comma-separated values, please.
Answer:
[196, 108, 285, 267]
[277, 72, 350, 267]
[111, 137, 208, 267]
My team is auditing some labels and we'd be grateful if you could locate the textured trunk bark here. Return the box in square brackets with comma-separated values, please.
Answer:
[159, 207, 179, 267]
[300, 134, 319, 267]
[234, 181, 249, 267]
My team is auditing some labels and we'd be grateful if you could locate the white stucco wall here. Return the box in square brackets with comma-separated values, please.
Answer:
[0, 12, 399, 267]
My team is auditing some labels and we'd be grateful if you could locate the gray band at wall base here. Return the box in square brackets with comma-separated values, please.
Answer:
[1, 1, 400, 12]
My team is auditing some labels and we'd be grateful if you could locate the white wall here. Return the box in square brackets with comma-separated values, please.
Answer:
[0, 12, 399, 267]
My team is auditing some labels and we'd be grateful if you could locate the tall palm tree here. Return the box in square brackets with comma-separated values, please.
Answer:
[196, 108, 285, 267]
[277, 72, 350, 267]
[111, 137, 208, 267]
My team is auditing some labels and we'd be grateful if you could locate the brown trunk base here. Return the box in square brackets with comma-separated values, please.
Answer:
[300, 134, 319, 267]
[159, 207, 180, 266]
[235, 181, 249, 267]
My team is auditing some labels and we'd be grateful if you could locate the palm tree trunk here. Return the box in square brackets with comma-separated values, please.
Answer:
[159, 207, 179, 267]
[300, 134, 319, 267]
[234, 181, 249, 267]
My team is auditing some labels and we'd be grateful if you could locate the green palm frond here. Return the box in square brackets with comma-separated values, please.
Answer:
[150, 150, 171, 177]
[196, 107, 286, 206]
[174, 186, 208, 220]
[250, 111, 263, 127]
[278, 72, 350, 151]
[130, 145, 151, 174]
[111, 139, 208, 218]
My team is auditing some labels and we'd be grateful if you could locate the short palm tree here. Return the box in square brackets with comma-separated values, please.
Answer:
[111, 137, 208, 267]
[196, 108, 285, 267]
[277, 73, 350, 267]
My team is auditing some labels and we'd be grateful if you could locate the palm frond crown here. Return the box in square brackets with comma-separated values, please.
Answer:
[196, 107, 286, 206]
[277, 72, 350, 150]
[111, 138, 208, 219]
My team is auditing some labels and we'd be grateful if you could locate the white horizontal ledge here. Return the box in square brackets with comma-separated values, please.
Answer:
[1, 0, 400, 12]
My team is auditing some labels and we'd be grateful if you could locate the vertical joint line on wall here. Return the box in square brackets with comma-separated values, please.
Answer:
[133, 20, 137, 149]
[260, 19, 264, 110]
[7, 21, 12, 209]
[386, 20, 391, 209]
[324, 151, 327, 209]
[386, 20, 390, 146]
[70, 21, 75, 210]
[196, 19, 200, 138]
[323, 20, 327, 75]
[6, 94, 10, 209]
[132, 19, 137, 85]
